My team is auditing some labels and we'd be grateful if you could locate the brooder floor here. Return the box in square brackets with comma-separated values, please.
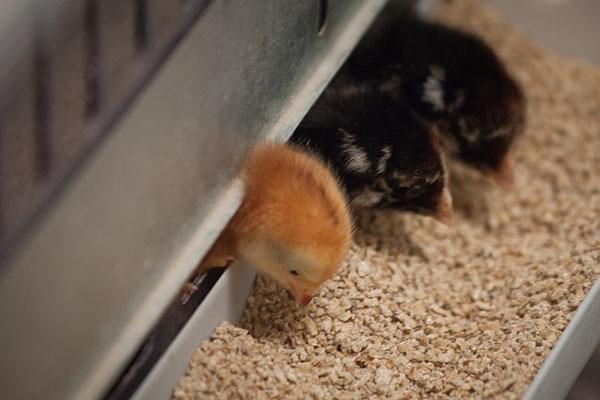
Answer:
[173, 0, 600, 398]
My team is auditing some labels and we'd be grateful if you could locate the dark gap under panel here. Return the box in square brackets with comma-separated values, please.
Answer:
[103, 268, 226, 400]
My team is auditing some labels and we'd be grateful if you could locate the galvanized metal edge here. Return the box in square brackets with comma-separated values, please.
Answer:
[131, 262, 256, 400]
[523, 277, 600, 400]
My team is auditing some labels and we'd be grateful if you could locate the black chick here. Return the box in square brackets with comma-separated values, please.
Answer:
[290, 80, 452, 225]
[345, 7, 526, 189]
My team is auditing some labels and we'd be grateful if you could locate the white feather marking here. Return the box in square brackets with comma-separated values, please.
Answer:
[422, 65, 446, 112]
[374, 176, 392, 193]
[486, 127, 510, 139]
[392, 171, 419, 187]
[462, 130, 480, 143]
[339, 129, 371, 174]
[380, 76, 402, 93]
[459, 119, 479, 143]
[351, 187, 384, 208]
[377, 146, 392, 174]
[425, 171, 442, 184]
[448, 90, 465, 112]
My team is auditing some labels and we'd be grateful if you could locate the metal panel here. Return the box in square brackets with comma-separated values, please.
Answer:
[524, 278, 600, 400]
[0, 0, 205, 257]
[0, 1, 386, 399]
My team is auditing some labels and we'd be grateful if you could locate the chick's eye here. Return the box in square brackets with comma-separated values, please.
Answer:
[289, 270, 299, 276]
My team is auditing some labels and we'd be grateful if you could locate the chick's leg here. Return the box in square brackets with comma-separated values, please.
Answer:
[180, 229, 236, 304]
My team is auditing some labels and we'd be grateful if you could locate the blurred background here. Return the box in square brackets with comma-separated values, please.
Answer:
[483, 0, 600, 64]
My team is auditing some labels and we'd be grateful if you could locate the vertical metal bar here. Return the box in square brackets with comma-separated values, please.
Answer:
[135, 0, 149, 53]
[0, 10, 37, 238]
[318, 0, 328, 35]
[85, 0, 101, 118]
[45, 1, 88, 173]
[33, 4, 52, 179]
[98, 0, 137, 112]
[146, 0, 182, 53]
[0, 117, 3, 240]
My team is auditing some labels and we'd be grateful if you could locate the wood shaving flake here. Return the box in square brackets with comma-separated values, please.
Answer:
[174, 1, 600, 398]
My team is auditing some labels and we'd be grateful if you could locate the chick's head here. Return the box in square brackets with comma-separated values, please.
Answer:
[235, 143, 352, 305]
[373, 102, 452, 224]
[301, 83, 453, 224]
[447, 78, 524, 189]
[240, 235, 345, 305]
[438, 42, 526, 190]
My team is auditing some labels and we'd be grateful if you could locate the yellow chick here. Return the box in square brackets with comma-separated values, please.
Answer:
[193, 142, 353, 305]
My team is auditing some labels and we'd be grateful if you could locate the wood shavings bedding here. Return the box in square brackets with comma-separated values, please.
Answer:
[173, 0, 600, 398]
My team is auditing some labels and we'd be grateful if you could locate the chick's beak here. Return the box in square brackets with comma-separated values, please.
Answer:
[290, 285, 313, 306]
[298, 294, 313, 306]
[486, 154, 514, 191]
[433, 187, 454, 226]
